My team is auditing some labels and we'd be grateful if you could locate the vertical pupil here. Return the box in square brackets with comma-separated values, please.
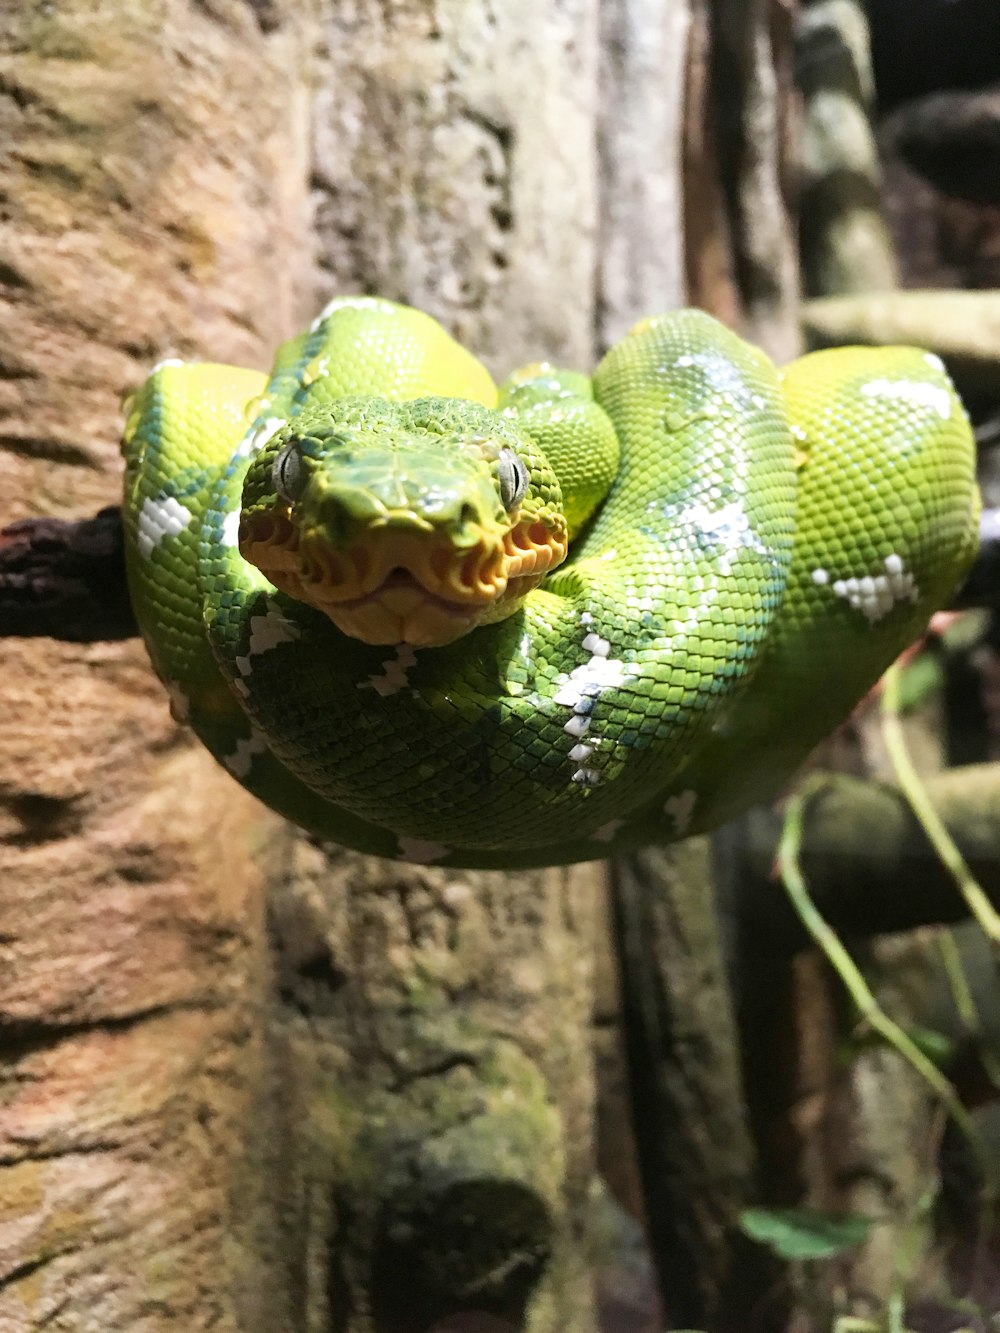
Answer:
[275, 446, 300, 499]
[499, 450, 526, 509]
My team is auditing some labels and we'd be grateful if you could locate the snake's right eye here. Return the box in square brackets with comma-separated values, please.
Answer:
[497, 448, 530, 511]
[273, 442, 305, 503]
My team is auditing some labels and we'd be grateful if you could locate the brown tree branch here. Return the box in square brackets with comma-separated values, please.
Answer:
[610, 839, 780, 1330]
[0, 509, 135, 641]
[803, 288, 1000, 398]
[796, 0, 899, 298]
[732, 764, 1000, 952]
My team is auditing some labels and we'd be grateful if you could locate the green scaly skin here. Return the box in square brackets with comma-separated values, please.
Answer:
[121, 297, 980, 868]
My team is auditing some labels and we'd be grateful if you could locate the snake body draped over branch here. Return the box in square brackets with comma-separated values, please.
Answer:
[121, 298, 980, 868]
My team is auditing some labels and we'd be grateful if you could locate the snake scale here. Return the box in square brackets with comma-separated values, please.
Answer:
[121, 297, 980, 868]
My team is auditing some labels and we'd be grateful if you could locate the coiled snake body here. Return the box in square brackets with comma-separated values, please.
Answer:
[122, 298, 980, 868]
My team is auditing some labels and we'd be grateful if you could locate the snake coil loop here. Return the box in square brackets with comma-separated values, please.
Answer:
[121, 298, 980, 868]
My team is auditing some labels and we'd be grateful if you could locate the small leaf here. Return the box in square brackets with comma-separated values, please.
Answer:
[738, 1207, 873, 1260]
[904, 1024, 955, 1067]
[895, 652, 942, 711]
[840, 1024, 955, 1069]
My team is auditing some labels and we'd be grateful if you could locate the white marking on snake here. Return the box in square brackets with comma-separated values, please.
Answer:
[830, 553, 919, 624]
[679, 349, 755, 403]
[681, 500, 765, 575]
[221, 510, 242, 548]
[663, 789, 697, 835]
[222, 727, 268, 778]
[150, 357, 185, 373]
[554, 653, 630, 709]
[303, 355, 330, 384]
[582, 633, 610, 658]
[924, 352, 945, 372]
[237, 416, 287, 458]
[859, 378, 952, 421]
[234, 599, 300, 677]
[555, 630, 635, 785]
[811, 568, 829, 586]
[137, 493, 194, 558]
[310, 294, 400, 330]
[361, 644, 419, 697]
[397, 836, 449, 864]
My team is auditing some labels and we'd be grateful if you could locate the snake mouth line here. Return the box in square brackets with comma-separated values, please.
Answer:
[239, 509, 567, 642]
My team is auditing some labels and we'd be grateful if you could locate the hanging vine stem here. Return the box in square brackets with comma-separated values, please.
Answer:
[775, 776, 990, 1183]
[881, 660, 1000, 944]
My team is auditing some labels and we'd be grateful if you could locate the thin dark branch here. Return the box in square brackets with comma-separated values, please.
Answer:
[0, 507, 136, 641]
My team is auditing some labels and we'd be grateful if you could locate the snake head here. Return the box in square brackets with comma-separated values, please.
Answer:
[238, 396, 569, 646]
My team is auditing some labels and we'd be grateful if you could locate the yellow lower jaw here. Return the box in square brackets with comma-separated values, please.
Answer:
[324, 568, 551, 646]
[327, 590, 487, 647]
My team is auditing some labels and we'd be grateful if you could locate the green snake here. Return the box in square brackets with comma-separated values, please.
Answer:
[121, 297, 980, 869]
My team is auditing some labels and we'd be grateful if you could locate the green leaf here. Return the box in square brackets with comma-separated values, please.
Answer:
[894, 651, 942, 711]
[738, 1207, 873, 1260]
[839, 1023, 955, 1069]
[904, 1024, 956, 1067]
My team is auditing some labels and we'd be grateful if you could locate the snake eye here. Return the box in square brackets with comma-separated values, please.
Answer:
[497, 449, 530, 511]
[272, 441, 305, 504]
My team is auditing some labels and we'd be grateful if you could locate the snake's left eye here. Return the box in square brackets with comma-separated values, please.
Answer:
[273, 441, 305, 503]
[497, 449, 530, 511]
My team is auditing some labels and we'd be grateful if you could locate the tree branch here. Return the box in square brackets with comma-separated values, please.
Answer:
[610, 839, 779, 1328]
[803, 288, 1000, 398]
[0, 508, 135, 641]
[732, 763, 1000, 951]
